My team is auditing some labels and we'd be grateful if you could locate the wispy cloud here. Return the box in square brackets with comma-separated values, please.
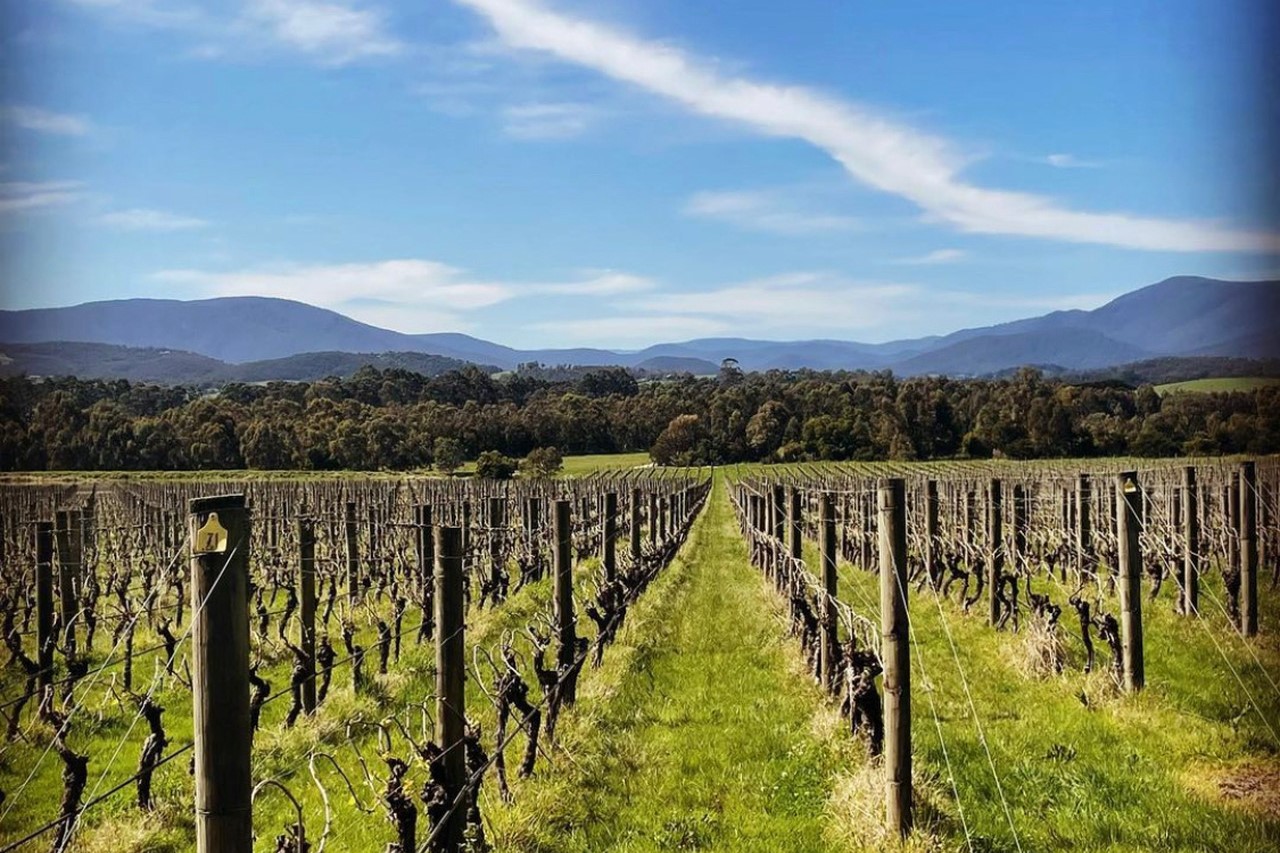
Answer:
[150, 259, 658, 332]
[1044, 153, 1102, 169]
[154, 260, 510, 329]
[454, 0, 1279, 254]
[684, 189, 859, 235]
[893, 248, 967, 265]
[69, 0, 401, 66]
[242, 0, 402, 65]
[502, 101, 596, 139]
[98, 207, 210, 231]
[0, 181, 85, 214]
[533, 270, 657, 295]
[5, 105, 92, 137]
[624, 272, 918, 332]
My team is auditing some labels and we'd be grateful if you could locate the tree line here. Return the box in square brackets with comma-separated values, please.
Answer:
[1, 363, 1277, 471]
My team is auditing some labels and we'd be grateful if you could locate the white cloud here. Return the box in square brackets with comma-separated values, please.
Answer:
[5, 106, 92, 137]
[70, 0, 401, 65]
[149, 259, 658, 332]
[454, 0, 1280, 254]
[242, 0, 402, 64]
[0, 181, 85, 214]
[624, 272, 919, 331]
[1045, 153, 1101, 169]
[155, 259, 510, 320]
[894, 248, 967, 265]
[532, 315, 728, 347]
[502, 101, 596, 139]
[98, 207, 210, 231]
[684, 189, 859, 235]
[534, 270, 656, 295]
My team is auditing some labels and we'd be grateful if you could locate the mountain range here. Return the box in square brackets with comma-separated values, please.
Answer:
[1, 276, 1277, 383]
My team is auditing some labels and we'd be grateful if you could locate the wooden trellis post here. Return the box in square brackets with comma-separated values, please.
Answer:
[630, 487, 642, 562]
[604, 491, 617, 581]
[879, 478, 911, 837]
[36, 521, 54, 693]
[554, 500, 577, 703]
[344, 501, 359, 606]
[190, 494, 252, 853]
[988, 479, 1003, 625]
[299, 518, 317, 715]
[1240, 461, 1258, 636]
[434, 525, 465, 851]
[819, 492, 837, 688]
[1116, 472, 1145, 692]
[1182, 466, 1199, 616]
[1077, 473, 1092, 578]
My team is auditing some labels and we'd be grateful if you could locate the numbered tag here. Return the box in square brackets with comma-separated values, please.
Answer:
[1122, 475, 1139, 494]
[194, 512, 229, 555]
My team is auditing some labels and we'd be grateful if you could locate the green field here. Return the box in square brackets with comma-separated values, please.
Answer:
[1156, 376, 1280, 395]
[1, 464, 1277, 852]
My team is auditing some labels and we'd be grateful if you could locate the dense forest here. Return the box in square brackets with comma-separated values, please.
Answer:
[1, 363, 1277, 471]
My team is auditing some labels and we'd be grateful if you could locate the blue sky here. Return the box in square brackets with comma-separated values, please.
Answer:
[2, 0, 1277, 348]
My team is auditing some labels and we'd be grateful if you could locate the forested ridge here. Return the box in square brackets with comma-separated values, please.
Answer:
[2, 363, 1278, 471]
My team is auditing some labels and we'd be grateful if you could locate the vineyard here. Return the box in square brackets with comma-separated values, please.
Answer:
[0, 458, 1277, 851]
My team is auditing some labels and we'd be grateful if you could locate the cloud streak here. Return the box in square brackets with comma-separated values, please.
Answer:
[69, 0, 401, 66]
[684, 189, 860, 235]
[454, 0, 1279, 254]
[0, 181, 85, 214]
[502, 102, 597, 139]
[151, 259, 658, 332]
[99, 208, 210, 231]
[5, 106, 92, 136]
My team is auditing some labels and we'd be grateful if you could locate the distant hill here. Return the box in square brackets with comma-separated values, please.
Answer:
[0, 276, 1275, 380]
[0, 342, 489, 384]
[632, 356, 720, 376]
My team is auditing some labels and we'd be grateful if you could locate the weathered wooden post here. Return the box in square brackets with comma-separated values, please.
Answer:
[1240, 461, 1258, 636]
[659, 495, 669, 542]
[1182, 467, 1200, 616]
[630, 487, 642, 562]
[925, 480, 939, 589]
[434, 525, 465, 851]
[299, 518, 318, 715]
[1228, 476, 1240, 581]
[649, 492, 658, 548]
[190, 494, 252, 852]
[489, 495, 506, 589]
[988, 479, 1003, 626]
[879, 478, 911, 836]
[54, 510, 81, 655]
[963, 489, 977, 573]
[603, 491, 617, 581]
[1012, 483, 1027, 578]
[789, 487, 803, 562]
[1116, 473, 1145, 692]
[1077, 473, 1092, 579]
[554, 499, 577, 704]
[819, 492, 837, 688]
[36, 521, 55, 693]
[344, 501, 359, 606]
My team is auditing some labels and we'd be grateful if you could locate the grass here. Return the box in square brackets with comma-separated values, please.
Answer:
[1155, 377, 1280, 395]
[488, 475, 864, 852]
[827, 541, 1280, 852]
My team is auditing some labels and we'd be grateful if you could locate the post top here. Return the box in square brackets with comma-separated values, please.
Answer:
[189, 493, 246, 515]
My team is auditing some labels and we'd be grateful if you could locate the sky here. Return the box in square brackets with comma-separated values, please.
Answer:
[1, 0, 1278, 348]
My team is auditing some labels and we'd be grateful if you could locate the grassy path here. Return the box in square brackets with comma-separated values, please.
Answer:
[492, 476, 858, 852]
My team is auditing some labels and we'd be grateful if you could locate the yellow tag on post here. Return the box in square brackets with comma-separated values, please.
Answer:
[194, 512, 229, 555]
